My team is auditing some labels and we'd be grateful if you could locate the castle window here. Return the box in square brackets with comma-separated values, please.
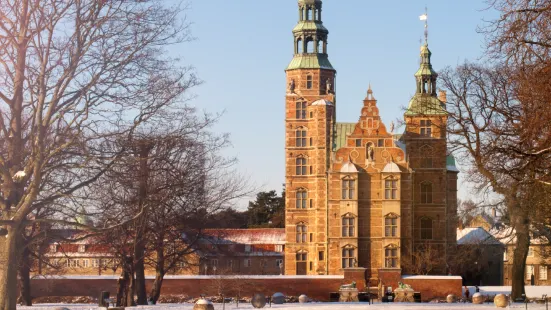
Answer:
[342, 246, 355, 268]
[528, 247, 534, 257]
[355, 139, 361, 147]
[227, 260, 233, 269]
[385, 245, 398, 268]
[306, 75, 313, 89]
[296, 101, 307, 119]
[319, 251, 324, 261]
[341, 177, 356, 200]
[342, 214, 355, 237]
[378, 139, 384, 147]
[385, 215, 398, 237]
[78, 245, 86, 253]
[420, 120, 432, 137]
[420, 182, 433, 203]
[420, 145, 434, 168]
[420, 217, 433, 240]
[296, 189, 307, 209]
[526, 265, 534, 280]
[540, 266, 548, 280]
[296, 223, 307, 243]
[296, 157, 307, 175]
[385, 179, 398, 200]
[296, 252, 307, 262]
[296, 128, 307, 147]
[297, 38, 303, 54]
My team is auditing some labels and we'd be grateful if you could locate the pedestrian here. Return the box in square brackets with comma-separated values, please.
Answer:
[475, 285, 480, 293]
[465, 286, 470, 300]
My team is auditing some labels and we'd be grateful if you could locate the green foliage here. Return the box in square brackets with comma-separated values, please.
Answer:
[247, 190, 285, 228]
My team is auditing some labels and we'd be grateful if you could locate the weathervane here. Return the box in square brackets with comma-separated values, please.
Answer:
[419, 7, 428, 44]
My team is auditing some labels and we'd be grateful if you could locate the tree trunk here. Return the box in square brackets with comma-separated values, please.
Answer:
[116, 270, 128, 308]
[134, 240, 147, 305]
[150, 248, 166, 304]
[17, 244, 32, 306]
[0, 229, 19, 310]
[511, 209, 530, 300]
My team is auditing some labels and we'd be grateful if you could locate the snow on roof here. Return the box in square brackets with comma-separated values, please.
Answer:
[489, 226, 548, 245]
[340, 161, 358, 173]
[402, 275, 462, 280]
[203, 228, 285, 245]
[311, 99, 333, 106]
[457, 227, 502, 245]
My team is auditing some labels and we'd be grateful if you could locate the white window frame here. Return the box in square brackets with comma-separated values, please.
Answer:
[276, 259, 283, 267]
[78, 245, 86, 253]
[92, 259, 100, 268]
[244, 259, 251, 267]
[49, 244, 57, 253]
[540, 266, 548, 280]
[211, 259, 218, 267]
[68, 259, 79, 268]
[275, 245, 283, 252]
[528, 247, 534, 257]
[82, 259, 89, 268]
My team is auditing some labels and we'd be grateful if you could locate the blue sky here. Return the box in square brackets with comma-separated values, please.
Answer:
[172, 1, 498, 209]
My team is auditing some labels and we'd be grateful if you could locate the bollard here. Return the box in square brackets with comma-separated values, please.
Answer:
[236, 296, 239, 308]
[222, 294, 225, 310]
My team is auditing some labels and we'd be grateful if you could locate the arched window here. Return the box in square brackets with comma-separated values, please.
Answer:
[384, 178, 398, 200]
[306, 8, 312, 20]
[342, 214, 355, 237]
[420, 119, 432, 137]
[420, 182, 433, 203]
[306, 39, 314, 54]
[306, 74, 313, 89]
[420, 217, 433, 240]
[296, 128, 307, 147]
[296, 100, 307, 119]
[385, 214, 398, 237]
[296, 156, 307, 175]
[296, 189, 307, 209]
[385, 245, 398, 268]
[296, 38, 303, 54]
[342, 246, 356, 268]
[296, 223, 307, 243]
[420, 145, 433, 168]
[341, 177, 355, 200]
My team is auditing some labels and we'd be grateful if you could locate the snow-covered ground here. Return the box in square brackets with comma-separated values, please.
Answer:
[16, 303, 551, 310]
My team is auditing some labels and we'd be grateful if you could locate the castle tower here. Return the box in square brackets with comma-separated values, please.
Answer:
[403, 42, 457, 273]
[284, 0, 336, 275]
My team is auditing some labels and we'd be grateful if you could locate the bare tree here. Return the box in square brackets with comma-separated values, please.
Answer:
[0, 0, 198, 308]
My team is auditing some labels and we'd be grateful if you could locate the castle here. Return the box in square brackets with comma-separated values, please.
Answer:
[283, 0, 459, 278]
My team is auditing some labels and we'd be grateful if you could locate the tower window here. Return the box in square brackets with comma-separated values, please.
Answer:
[296, 128, 307, 147]
[385, 246, 398, 268]
[341, 178, 355, 200]
[420, 182, 433, 203]
[296, 189, 307, 209]
[420, 120, 432, 137]
[420, 217, 433, 240]
[319, 251, 324, 261]
[385, 179, 398, 200]
[306, 75, 313, 89]
[296, 157, 307, 175]
[385, 215, 398, 237]
[342, 215, 355, 237]
[342, 247, 355, 268]
[296, 223, 307, 243]
[378, 139, 384, 147]
[296, 101, 307, 119]
[355, 139, 361, 147]
[420, 145, 433, 168]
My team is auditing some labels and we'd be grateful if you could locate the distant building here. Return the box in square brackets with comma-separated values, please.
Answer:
[39, 228, 284, 276]
[283, 0, 458, 279]
[456, 227, 504, 285]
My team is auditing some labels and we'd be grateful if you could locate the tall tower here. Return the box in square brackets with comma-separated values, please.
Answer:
[284, 0, 336, 275]
[403, 42, 457, 273]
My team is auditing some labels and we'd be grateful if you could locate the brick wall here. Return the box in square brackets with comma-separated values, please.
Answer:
[28, 272, 462, 302]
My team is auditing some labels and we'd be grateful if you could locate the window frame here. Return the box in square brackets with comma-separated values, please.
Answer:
[540, 266, 548, 280]
[296, 128, 307, 147]
[306, 75, 313, 89]
[526, 265, 535, 280]
[296, 101, 307, 119]
[244, 259, 252, 268]
[420, 119, 432, 137]
[384, 178, 398, 200]
[341, 246, 356, 269]
[296, 157, 307, 176]
[296, 252, 307, 262]
[296, 223, 307, 243]
[341, 214, 356, 237]
[420, 182, 433, 204]
[296, 189, 308, 209]
[341, 177, 356, 200]
[385, 215, 398, 237]
[385, 245, 399, 268]
[420, 217, 433, 240]
[528, 247, 534, 257]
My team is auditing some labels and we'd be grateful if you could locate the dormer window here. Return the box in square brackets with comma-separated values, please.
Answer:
[49, 244, 57, 253]
[385, 179, 398, 200]
[78, 245, 86, 253]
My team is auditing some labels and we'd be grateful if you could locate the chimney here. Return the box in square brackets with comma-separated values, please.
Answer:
[438, 90, 447, 103]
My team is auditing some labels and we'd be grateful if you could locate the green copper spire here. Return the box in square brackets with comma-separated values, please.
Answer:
[405, 43, 446, 116]
[286, 0, 334, 71]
